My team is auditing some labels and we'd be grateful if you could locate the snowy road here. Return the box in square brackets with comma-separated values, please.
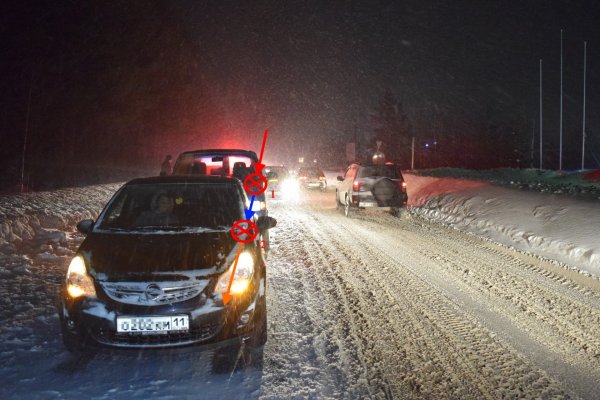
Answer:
[2, 187, 600, 399]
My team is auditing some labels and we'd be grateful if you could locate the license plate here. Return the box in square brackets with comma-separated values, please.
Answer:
[117, 315, 189, 333]
[359, 201, 377, 207]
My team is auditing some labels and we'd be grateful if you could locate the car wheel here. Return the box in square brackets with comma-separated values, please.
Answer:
[211, 345, 242, 374]
[248, 297, 267, 348]
[390, 207, 400, 217]
[344, 195, 351, 217]
[335, 190, 341, 210]
[61, 323, 84, 353]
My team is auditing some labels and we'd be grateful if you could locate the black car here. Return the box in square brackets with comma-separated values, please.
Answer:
[57, 175, 276, 356]
[336, 163, 407, 217]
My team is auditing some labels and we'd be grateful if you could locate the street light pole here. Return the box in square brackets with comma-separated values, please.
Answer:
[539, 58, 543, 170]
[559, 29, 563, 171]
[581, 41, 587, 170]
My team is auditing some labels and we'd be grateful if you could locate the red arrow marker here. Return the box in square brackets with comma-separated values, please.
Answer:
[254, 129, 268, 173]
[222, 245, 243, 305]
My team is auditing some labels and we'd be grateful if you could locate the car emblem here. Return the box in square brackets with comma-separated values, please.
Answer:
[145, 283, 164, 301]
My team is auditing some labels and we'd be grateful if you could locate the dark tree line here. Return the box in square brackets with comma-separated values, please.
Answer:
[367, 90, 532, 170]
[0, 2, 237, 192]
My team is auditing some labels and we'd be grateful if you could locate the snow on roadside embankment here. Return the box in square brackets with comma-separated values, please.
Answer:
[0, 184, 121, 262]
[415, 167, 600, 198]
[405, 172, 600, 278]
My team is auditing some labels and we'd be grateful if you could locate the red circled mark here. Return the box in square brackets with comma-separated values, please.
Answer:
[243, 173, 268, 195]
[230, 220, 258, 243]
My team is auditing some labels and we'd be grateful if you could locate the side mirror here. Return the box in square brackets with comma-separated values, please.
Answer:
[76, 219, 95, 235]
[256, 216, 277, 231]
[337, 176, 344, 181]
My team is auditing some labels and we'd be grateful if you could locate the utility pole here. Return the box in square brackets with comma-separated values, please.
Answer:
[581, 41, 587, 170]
[531, 118, 535, 168]
[411, 136, 415, 169]
[559, 29, 563, 171]
[21, 71, 34, 193]
[539, 58, 543, 169]
[354, 124, 358, 161]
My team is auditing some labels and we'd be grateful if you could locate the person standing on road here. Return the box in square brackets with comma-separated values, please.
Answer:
[160, 155, 172, 176]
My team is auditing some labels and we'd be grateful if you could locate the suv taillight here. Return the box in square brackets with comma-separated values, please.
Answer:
[352, 180, 361, 192]
[401, 181, 407, 192]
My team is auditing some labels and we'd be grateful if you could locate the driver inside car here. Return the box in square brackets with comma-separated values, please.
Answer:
[133, 192, 179, 227]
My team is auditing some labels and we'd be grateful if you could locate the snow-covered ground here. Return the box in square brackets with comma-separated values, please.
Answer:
[404, 172, 600, 278]
[1, 171, 600, 399]
[325, 168, 600, 278]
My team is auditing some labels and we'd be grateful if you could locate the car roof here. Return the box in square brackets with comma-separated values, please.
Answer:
[126, 175, 242, 186]
[176, 149, 258, 160]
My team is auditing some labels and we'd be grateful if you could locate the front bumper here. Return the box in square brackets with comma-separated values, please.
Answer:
[57, 285, 263, 350]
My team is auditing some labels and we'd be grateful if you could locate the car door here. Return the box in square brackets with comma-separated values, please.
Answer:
[339, 164, 358, 203]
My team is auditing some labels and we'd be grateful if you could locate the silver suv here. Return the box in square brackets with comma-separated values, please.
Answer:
[336, 163, 407, 217]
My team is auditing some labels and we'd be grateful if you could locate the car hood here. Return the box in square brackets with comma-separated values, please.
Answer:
[80, 231, 236, 277]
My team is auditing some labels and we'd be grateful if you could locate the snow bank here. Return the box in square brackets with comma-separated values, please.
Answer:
[414, 168, 600, 199]
[405, 173, 600, 278]
[0, 184, 121, 253]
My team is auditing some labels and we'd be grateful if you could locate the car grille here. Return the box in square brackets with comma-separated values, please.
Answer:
[100, 281, 208, 306]
[91, 319, 222, 347]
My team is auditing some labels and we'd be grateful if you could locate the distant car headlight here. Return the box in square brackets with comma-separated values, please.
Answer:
[281, 178, 300, 200]
[214, 252, 254, 296]
[66, 255, 96, 298]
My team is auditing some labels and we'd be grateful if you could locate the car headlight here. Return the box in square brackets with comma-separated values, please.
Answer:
[214, 252, 254, 296]
[281, 179, 300, 200]
[66, 255, 96, 298]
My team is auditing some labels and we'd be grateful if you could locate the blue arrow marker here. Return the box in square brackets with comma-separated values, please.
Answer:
[245, 195, 256, 219]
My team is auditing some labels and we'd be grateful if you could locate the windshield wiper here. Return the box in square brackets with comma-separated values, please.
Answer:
[133, 226, 188, 231]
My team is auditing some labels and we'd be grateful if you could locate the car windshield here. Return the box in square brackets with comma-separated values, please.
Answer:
[173, 154, 255, 178]
[96, 183, 244, 232]
[358, 165, 402, 179]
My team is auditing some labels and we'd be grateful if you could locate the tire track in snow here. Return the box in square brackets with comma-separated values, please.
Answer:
[262, 210, 373, 399]
[275, 195, 579, 399]
[377, 214, 600, 375]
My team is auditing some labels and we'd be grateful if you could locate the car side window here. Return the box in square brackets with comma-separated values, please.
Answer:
[343, 166, 353, 180]
[346, 165, 359, 181]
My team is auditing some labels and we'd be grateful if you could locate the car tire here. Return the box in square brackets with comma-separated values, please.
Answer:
[344, 195, 352, 217]
[248, 297, 267, 348]
[61, 323, 84, 353]
[211, 297, 267, 372]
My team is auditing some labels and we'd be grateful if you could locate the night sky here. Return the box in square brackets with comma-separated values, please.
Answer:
[1, 1, 599, 191]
